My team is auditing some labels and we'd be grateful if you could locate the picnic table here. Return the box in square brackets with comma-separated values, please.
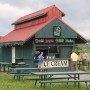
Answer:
[10, 67, 55, 80]
[0, 62, 12, 72]
[31, 71, 90, 90]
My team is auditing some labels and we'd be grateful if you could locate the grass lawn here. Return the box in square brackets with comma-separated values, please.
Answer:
[0, 72, 89, 90]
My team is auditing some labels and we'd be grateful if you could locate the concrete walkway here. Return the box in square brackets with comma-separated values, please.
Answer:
[80, 70, 90, 80]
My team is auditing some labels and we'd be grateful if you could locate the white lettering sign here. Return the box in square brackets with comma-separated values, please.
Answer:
[43, 60, 69, 68]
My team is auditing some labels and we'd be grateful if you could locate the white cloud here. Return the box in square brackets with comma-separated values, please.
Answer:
[0, 3, 33, 36]
[0, 3, 33, 21]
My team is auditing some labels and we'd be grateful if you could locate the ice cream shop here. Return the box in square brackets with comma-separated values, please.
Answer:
[0, 5, 87, 71]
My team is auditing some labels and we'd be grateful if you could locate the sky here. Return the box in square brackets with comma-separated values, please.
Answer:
[0, 0, 90, 39]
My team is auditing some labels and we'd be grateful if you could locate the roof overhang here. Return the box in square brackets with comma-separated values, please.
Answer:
[75, 35, 87, 44]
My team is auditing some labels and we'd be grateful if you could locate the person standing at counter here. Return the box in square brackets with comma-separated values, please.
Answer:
[71, 50, 79, 71]
[38, 52, 44, 70]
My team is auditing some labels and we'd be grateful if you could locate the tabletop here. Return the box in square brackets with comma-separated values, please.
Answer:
[31, 71, 90, 75]
[0, 62, 12, 65]
[11, 67, 56, 70]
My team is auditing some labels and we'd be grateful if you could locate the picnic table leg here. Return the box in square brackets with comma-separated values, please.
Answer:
[19, 76, 21, 80]
[3, 64, 6, 72]
[43, 75, 46, 89]
[0, 64, 1, 71]
[67, 78, 69, 85]
[35, 79, 37, 86]
[40, 75, 43, 87]
[77, 74, 80, 89]
[7, 65, 9, 72]
[14, 75, 16, 79]
[74, 74, 76, 87]
[33, 72, 39, 86]
[50, 82, 52, 90]
[17, 76, 20, 80]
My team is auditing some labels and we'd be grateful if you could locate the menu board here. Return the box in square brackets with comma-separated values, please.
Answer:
[35, 38, 74, 43]
[35, 39, 54, 43]
[45, 39, 54, 43]
[35, 39, 44, 43]
[55, 39, 64, 43]
[65, 39, 74, 43]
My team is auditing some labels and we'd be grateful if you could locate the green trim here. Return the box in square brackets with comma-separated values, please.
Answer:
[0, 41, 23, 46]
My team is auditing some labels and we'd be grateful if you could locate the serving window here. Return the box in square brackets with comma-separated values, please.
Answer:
[36, 46, 60, 59]
[48, 46, 60, 59]
[35, 45, 72, 60]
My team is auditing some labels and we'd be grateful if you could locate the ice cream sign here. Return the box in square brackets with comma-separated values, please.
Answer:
[43, 60, 69, 68]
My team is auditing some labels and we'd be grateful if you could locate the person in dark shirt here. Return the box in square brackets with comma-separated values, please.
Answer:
[81, 50, 88, 71]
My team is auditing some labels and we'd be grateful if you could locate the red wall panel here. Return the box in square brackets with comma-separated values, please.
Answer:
[14, 6, 63, 30]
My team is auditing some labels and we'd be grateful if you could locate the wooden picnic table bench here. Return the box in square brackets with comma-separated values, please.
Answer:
[13, 73, 32, 80]
[9, 67, 55, 80]
[31, 71, 90, 90]
[40, 79, 90, 90]
[0, 62, 12, 72]
[26, 75, 72, 86]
